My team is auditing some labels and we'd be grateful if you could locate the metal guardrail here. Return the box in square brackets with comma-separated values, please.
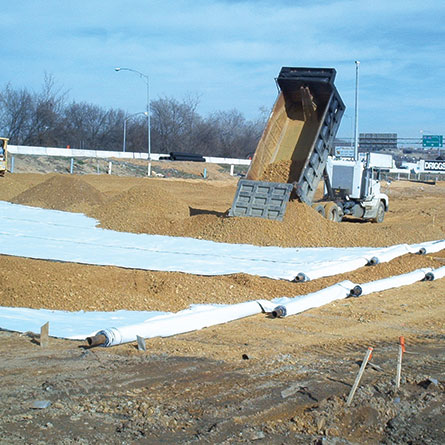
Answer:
[7, 145, 251, 166]
[382, 171, 445, 183]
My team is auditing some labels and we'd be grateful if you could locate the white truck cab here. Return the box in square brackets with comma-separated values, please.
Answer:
[326, 157, 389, 222]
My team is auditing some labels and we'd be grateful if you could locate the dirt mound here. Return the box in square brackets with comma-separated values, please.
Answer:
[177, 200, 397, 247]
[91, 192, 440, 248]
[91, 193, 354, 246]
[5, 173, 445, 248]
[94, 194, 415, 248]
[11, 174, 104, 211]
[178, 201, 333, 246]
[93, 183, 190, 233]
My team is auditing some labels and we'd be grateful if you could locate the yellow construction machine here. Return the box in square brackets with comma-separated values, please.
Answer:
[0, 137, 8, 176]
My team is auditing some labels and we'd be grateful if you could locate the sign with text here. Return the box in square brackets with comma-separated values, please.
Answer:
[422, 160, 445, 171]
[335, 147, 355, 158]
[422, 135, 443, 148]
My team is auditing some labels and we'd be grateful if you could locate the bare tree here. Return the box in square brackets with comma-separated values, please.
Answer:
[25, 73, 67, 146]
[0, 74, 68, 146]
[0, 84, 34, 142]
[0, 77, 265, 157]
[203, 109, 265, 158]
[150, 95, 202, 153]
[61, 103, 125, 150]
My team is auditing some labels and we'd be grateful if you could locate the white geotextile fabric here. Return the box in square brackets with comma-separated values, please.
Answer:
[97, 300, 267, 346]
[411, 240, 445, 254]
[272, 267, 436, 317]
[0, 307, 166, 340]
[0, 201, 442, 281]
[358, 268, 432, 295]
[270, 280, 354, 316]
[1, 267, 443, 346]
[0, 302, 266, 343]
[428, 265, 445, 280]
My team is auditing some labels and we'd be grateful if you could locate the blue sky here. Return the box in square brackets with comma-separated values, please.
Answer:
[2, 0, 445, 138]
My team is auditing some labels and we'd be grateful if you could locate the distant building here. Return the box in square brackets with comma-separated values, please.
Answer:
[359, 133, 397, 152]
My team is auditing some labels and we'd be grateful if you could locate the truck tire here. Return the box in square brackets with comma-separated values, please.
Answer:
[324, 202, 341, 222]
[311, 203, 325, 217]
[372, 201, 385, 223]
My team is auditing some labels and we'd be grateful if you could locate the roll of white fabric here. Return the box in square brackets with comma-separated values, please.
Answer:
[366, 244, 413, 264]
[95, 300, 266, 347]
[358, 268, 432, 296]
[428, 265, 445, 280]
[409, 239, 445, 255]
[272, 280, 354, 318]
[422, 240, 445, 254]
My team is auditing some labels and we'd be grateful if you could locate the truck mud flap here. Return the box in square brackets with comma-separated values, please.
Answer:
[229, 179, 293, 221]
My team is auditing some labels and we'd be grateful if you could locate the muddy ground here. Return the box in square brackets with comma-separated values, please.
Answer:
[0, 157, 444, 444]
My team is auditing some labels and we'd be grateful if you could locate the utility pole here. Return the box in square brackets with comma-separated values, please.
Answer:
[354, 61, 360, 161]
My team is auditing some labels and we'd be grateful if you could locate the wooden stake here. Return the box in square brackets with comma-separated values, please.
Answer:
[396, 336, 405, 389]
[136, 335, 147, 352]
[346, 347, 373, 406]
[40, 322, 49, 348]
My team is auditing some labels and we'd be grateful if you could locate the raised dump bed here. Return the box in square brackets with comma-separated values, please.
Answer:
[230, 67, 345, 219]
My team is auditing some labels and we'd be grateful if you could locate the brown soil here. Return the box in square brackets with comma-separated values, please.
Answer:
[86, 174, 443, 247]
[0, 252, 443, 313]
[1, 166, 444, 444]
[260, 160, 295, 183]
[1, 173, 444, 314]
[11, 174, 104, 212]
[7, 172, 443, 248]
[92, 183, 190, 233]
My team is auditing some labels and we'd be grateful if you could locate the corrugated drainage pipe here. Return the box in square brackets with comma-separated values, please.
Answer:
[352, 268, 432, 296]
[294, 273, 309, 282]
[419, 240, 445, 254]
[86, 333, 107, 347]
[424, 265, 445, 281]
[349, 285, 363, 297]
[271, 306, 287, 318]
[368, 257, 379, 266]
[424, 272, 435, 281]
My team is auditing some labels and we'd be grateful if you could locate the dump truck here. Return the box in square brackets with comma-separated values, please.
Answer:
[0, 137, 8, 176]
[229, 67, 388, 223]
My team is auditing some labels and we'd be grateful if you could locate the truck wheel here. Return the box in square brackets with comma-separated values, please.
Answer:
[324, 202, 341, 222]
[373, 201, 385, 223]
[311, 203, 325, 217]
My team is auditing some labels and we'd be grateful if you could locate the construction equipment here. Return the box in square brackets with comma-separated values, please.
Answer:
[0, 137, 8, 176]
[229, 67, 388, 222]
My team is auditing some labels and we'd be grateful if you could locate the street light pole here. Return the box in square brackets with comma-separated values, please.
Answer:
[123, 118, 126, 153]
[354, 60, 360, 161]
[115, 67, 151, 174]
